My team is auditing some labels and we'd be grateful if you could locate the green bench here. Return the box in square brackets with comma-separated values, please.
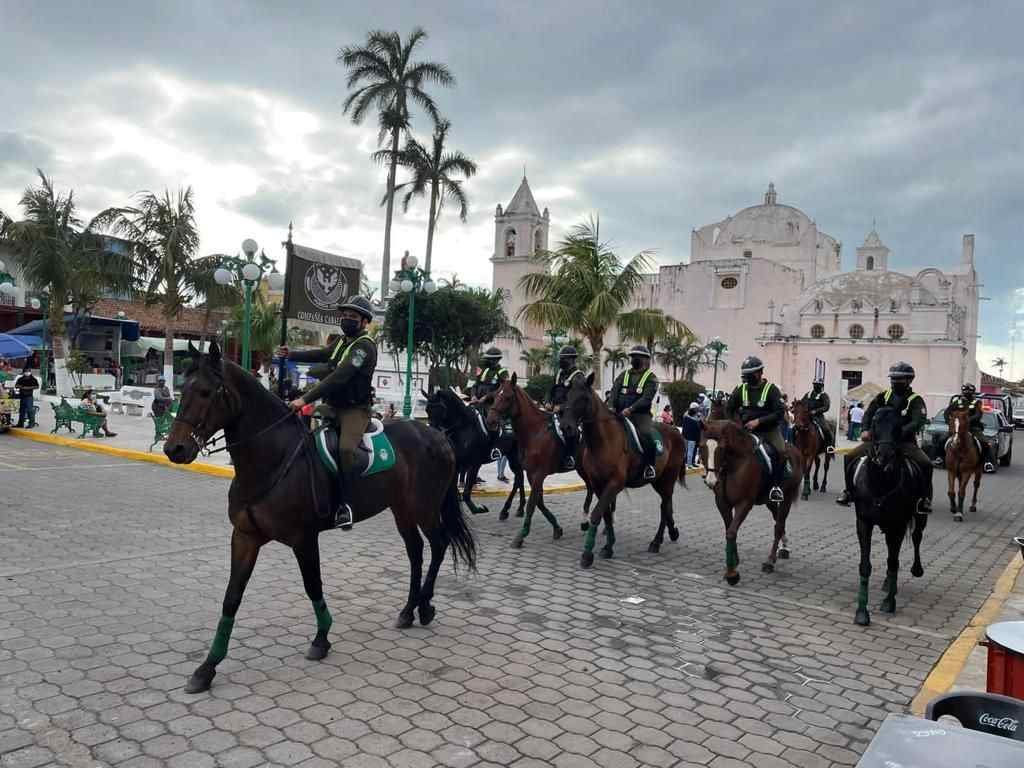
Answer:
[50, 397, 106, 439]
[149, 400, 180, 452]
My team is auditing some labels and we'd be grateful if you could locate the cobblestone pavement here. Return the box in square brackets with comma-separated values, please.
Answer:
[1, 438, 1022, 768]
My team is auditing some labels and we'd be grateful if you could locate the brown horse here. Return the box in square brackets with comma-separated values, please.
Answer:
[790, 400, 833, 500]
[700, 419, 803, 584]
[560, 373, 688, 568]
[485, 375, 595, 546]
[164, 342, 476, 693]
[945, 406, 983, 521]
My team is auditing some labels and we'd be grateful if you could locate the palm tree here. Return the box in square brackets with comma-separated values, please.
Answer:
[229, 294, 280, 369]
[0, 171, 136, 396]
[604, 346, 628, 381]
[519, 347, 549, 378]
[103, 188, 200, 392]
[191, 254, 242, 352]
[339, 28, 454, 299]
[376, 120, 476, 275]
[655, 336, 688, 380]
[993, 356, 1008, 379]
[519, 217, 652, 389]
[619, 308, 690, 352]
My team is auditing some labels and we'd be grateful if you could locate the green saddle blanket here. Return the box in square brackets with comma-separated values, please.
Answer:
[621, 417, 664, 459]
[314, 419, 396, 477]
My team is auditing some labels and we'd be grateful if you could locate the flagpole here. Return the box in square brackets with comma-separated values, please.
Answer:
[277, 223, 293, 399]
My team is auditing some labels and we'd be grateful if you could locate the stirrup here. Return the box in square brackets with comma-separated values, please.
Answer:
[489, 448, 502, 461]
[918, 498, 932, 514]
[836, 490, 852, 506]
[826, 445, 836, 454]
[642, 465, 656, 480]
[984, 462, 995, 473]
[563, 456, 575, 470]
[334, 503, 354, 530]
[768, 486, 784, 503]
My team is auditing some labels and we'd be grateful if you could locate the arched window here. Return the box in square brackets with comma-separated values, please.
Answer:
[534, 229, 543, 254]
[866, 256, 875, 271]
[887, 323, 904, 340]
[810, 324, 825, 339]
[504, 228, 516, 259]
[849, 324, 865, 339]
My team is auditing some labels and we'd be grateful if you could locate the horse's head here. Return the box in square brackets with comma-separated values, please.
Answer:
[559, 371, 597, 435]
[702, 418, 747, 452]
[947, 406, 970, 445]
[791, 400, 812, 430]
[868, 406, 902, 470]
[423, 388, 449, 430]
[165, 341, 233, 464]
[485, 374, 518, 431]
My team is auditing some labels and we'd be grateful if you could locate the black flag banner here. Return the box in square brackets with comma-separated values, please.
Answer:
[283, 240, 363, 326]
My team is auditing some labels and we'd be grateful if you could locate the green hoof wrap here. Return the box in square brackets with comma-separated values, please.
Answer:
[208, 615, 235, 664]
[313, 599, 333, 633]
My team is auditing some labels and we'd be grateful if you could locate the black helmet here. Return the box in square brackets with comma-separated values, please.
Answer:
[558, 345, 578, 359]
[961, 383, 977, 395]
[628, 345, 651, 358]
[888, 361, 915, 382]
[339, 295, 374, 321]
[740, 356, 764, 375]
[482, 347, 502, 360]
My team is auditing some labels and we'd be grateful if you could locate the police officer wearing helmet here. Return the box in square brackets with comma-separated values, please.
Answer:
[799, 376, 835, 450]
[277, 295, 377, 530]
[946, 383, 995, 473]
[836, 361, 933, 511]
[548, 346, 583, 470]
[469, 347, 508, 404]
[725, 355, 790, 502]
[608, 345, 659, 480]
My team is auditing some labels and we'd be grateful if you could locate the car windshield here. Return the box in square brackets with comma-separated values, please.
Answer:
[932, 409, 999, 430]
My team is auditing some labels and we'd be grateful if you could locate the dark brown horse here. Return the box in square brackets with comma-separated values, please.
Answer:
[791, 400, 833, 500]
[164, 342, 476, 693]
[945, 406, 983, 521]
[485, 375, 595, 547]
[560, 373, 687, 568]
[700, 419, 803, 584]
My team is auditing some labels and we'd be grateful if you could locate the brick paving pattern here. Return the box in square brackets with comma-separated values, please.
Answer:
[1, 439, 1022, 767]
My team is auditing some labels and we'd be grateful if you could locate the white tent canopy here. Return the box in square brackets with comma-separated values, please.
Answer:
[121, 336, 196, 357]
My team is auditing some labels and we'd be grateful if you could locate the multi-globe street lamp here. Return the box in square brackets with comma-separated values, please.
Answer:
[214, 239, 284, 372]
[388, 252, 437, 418]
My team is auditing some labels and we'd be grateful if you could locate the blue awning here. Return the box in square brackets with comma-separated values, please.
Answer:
[9, 313, 140, 342]
[0, 333, 40, 358]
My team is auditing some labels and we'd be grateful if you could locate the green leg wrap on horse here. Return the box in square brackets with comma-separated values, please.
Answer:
[208, 615, 235, 664]
[857, 576, 869, 610]
[725, 540, 738, 570]
[584, 525, 598, 552]
[313, 599, 333, 633]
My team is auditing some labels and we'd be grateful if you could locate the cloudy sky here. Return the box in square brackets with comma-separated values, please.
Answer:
[2, 2, 1022, 375]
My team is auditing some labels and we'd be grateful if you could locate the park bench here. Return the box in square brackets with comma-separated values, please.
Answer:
[50, 397, 106, 439]
[149, 400, 180, 452]
[109, 386, 155, 416]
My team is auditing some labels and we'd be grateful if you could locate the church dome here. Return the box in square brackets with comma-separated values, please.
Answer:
[717, 184, 814, 245]
[799, 270, 937, 311]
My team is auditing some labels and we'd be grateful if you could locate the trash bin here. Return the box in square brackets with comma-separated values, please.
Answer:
[986, 621, 1024, 699]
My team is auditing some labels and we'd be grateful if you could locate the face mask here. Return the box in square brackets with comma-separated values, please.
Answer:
[340, 318, 361, 337]
[560, 359, 573, 370]
[892, 381, 910, 394]
[630, 358, 643, 370]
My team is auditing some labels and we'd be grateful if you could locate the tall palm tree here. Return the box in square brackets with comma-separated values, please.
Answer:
[229, 294, 280, 369]
[604, 346, 628, 381]
[655, 336, 688, 381]
[619, 308, 690, 352]
[0, 171, 136, 396]
[191, 254, 242, 352]
[993, 356, 1008, 379]
[519, 217, 652, 389]
[339, 27, 454, 299]
[103, 188, 200, 392]
[519, 347, 548, 378]
[376, 120, 476, 275]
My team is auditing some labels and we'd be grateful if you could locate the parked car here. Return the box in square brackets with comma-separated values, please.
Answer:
[923, 407, 1014, 470]
[1013, 397, 1024, 429]
[979, 393, 1012, 422]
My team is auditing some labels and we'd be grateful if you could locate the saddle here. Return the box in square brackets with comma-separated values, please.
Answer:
[751, 434, 783, 502]
[944, 434, 984, 458]
[848, 452, 924, 505]
[314, 418, 396, 478]
[470, 403, 506, 461]
[550, 413, 578, 471]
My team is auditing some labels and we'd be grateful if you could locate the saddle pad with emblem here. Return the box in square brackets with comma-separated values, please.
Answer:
[621, 417, 664, 458]
[314, 418, 396, 477]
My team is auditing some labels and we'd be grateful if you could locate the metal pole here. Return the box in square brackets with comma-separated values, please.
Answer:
[40, 297, 49, 393]
[712, 349, 720, 395]
[402, 281, 416, 419]
[242, 280, 253, 372]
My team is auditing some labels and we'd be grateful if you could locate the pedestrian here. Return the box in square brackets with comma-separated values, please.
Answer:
[780, 393, 794, 443]
[696, 392, 710, 421]
[849, 401, 865, 442]
[496, 453, 509, 483]
[681, 402, 703, 467]
[152, 377, 173, 416]
[81, 389, 117, 437]
[13, 366, 39, 428]
[385, 402, 397, 420]
[659, 404, 674, 425]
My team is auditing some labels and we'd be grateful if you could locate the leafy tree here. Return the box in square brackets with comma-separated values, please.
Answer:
[519, 217, 652, 389]
[662, 380, 706, 423]
[0, 170, 136, 395]
[376, 119, 476, 275]
[191, 254, 242, 352]
[339, 27, 454, 298]
[228, 294, 281, 371]
[524, 373, 554, 403]
[604, 346, 628, 381]
[619, 308, 690, 352]
[520, 347, 549, 377]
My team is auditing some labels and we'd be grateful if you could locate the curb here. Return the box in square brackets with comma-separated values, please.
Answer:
[472, 463, 710, 497]
[910, 548, 1024, 714]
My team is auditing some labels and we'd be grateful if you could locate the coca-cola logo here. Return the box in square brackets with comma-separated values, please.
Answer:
[979, 713, 1019, 732]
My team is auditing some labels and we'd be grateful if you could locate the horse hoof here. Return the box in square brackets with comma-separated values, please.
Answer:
[552, 527, 564, 541]
[472, 506, 489, 516]
[880, 598, 896, 614]
[305, 639, 331, 661]
[647, 541, 661, 553]
[778, 549, 790, 560]
[668, 527, 680, 542]
[184, 667, 215, 694]
[854, 608, 871, 627]
[580, 551, 594, 569]
[953, 513, 963, 522]
[510, 537, 524, 549]
[498, 510, 509, 521]
[395, 610, 415, 629]
[762, 562, 774, 573]
[418, 604, 436, 626]
[969, 506, 977, 514]
[725, 573, 740, 586]
[911, 564, 924, 578]
[599, 546, 614, 559]
[515, 509, 524, 518]
[801, 492, 810, 501]
[580, 521, 589, 532]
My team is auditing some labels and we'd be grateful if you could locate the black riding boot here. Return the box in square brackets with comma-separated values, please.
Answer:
[919, 466, 933, 513]
[836, 458, 853, 506]
[334, 468, 353, 530]
[983, 442, 996, 473]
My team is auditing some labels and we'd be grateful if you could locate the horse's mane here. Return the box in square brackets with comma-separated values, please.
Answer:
[219, 359, 289, 418]
[435, 387, 475, 424]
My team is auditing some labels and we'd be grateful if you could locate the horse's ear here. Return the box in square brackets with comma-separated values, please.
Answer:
[421, 388, 430, 399]
[586, 371, 595, 387]
[511, 372, 518, 385]
[207, 340, 222, 365]
[188, 340, 200, 358]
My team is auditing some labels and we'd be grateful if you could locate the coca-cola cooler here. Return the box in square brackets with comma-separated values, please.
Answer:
[986, 621, 1024, 699]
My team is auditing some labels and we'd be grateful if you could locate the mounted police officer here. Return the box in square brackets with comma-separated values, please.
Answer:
[947, 383, 995, 473]
[278, 295, 377, 530]
[726, 356, 789, 502]
[469, 347, 508, 404]
[608, 345, 659, 480]
[548, 345, 583, 470]
[799, 376, 835, 451]
[836, 362, 933, 511]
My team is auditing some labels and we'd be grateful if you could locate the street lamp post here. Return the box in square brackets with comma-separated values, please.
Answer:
[389, 252, 437, 418]
[214, 239, 284, 373]
[708, 336, 728, 396]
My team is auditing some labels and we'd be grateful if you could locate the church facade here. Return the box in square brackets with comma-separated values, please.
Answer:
[491, 180, 980, 416]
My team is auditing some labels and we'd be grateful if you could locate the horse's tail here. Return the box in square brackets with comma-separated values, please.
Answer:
[441, 478, 478, 572]
[677, 441, 689, 490]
